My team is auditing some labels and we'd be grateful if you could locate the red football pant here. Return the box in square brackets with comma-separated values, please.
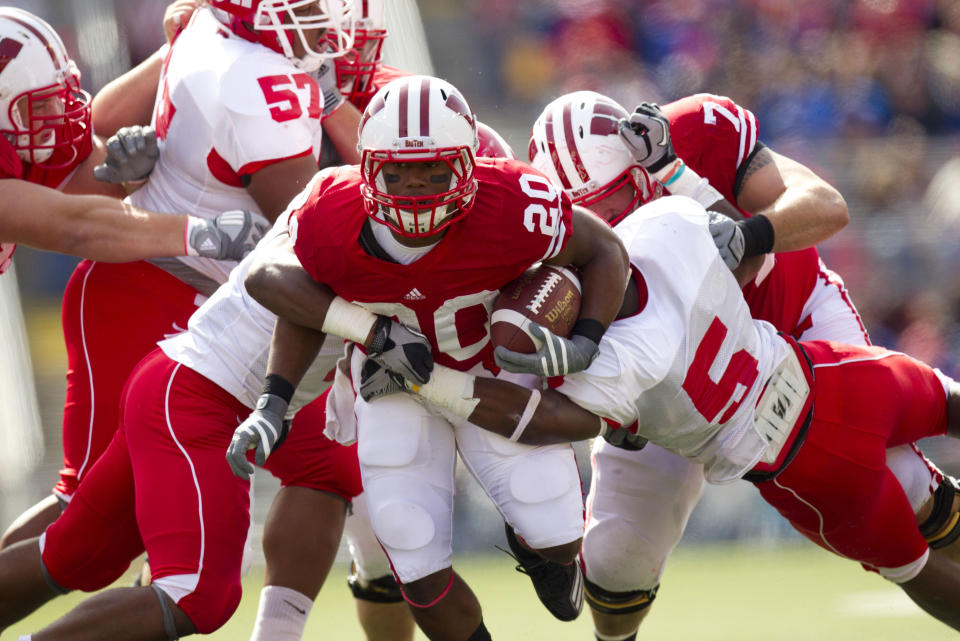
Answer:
[43, 350, 362, 633]
[57, 260, 200, 499]
[756, 341, 950, 578]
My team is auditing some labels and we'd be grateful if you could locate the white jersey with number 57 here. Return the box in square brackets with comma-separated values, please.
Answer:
[130, 7, 323, 288]
[558, 196, 809, 483]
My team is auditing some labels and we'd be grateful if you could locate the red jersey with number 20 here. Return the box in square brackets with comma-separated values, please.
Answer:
[663, 94, 820, 336]
[291, 158, 573, 371]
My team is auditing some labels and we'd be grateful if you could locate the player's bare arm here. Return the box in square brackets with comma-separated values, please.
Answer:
[734, 146, 849, 251]
[0, 179, 263, 261]
[321, 101, 362, 164]
[245, 232, 433, 384]
[90, 47, 165, 137]
[246, 154, 325, 223]
[543, 205, 630, 330]
[59, 134, 130, 198]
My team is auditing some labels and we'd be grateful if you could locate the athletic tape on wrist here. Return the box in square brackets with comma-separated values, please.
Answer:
[184, 217, 199, 256]
[660, 163, 724, 208]
[321, 296, 378, 344]
[509, 389, 541, 442]
[407, 365, 479, 419]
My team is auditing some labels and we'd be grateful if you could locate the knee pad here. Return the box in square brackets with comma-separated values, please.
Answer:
[157, 576, 241, 635]
[583, 575, 658, 615]
[370, 499, 436, 552]
[920, 476, 960, 550]
[346, 563, 404, 603]
[508, 449, 575, 505]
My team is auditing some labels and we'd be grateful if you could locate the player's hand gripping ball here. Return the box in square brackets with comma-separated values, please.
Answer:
[491, 265, 581, 355]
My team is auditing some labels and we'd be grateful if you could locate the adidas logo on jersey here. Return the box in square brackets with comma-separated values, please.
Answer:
[404, 288, 426, 301]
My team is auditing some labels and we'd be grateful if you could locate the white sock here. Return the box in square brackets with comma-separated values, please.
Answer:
[250, 585, 313, 641]
[18, 635, 32, 641]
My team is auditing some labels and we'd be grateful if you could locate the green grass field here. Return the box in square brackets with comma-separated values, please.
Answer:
[7, 542, 957, 640]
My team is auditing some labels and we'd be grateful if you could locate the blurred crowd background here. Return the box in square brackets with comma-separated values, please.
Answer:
[5, 0, 960, 551]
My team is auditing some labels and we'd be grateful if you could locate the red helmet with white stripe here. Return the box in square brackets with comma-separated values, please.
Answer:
[332, 0, 386, 103]
[528, 91, 658, 226]
[358, 75, 479, 238]
[0, 8, 91, 168]
[209, 0, 355, 72]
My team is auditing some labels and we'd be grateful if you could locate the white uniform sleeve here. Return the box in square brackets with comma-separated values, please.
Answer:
[214, 55, 320, 175]
[557, 332, 641, 428]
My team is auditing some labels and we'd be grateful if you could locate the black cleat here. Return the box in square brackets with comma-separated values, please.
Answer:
[502, 524, 583, 622]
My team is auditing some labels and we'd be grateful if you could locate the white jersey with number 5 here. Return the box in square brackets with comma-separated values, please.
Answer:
[558, 196, 809, 483]
[130, 7, 323, 288]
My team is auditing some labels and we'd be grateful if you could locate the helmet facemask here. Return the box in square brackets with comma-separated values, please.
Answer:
[361, 146, 477, 237]
[358, 75, 480, 238]
[332, 25, 385, 102]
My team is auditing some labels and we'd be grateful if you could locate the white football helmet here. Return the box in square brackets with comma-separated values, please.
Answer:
[333, 0, 386, 102]
[358, 75, 479, 237]
[209, 0, 355, 72]
[0, 8, 91, 168]
[528, 90, 659, 226]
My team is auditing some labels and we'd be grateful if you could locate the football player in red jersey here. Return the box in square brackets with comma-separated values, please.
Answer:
[229, 75, 629, 641]
[522, 91, 954, 641]
[1, 0, 358, 556]
[0, 6, 263, 275]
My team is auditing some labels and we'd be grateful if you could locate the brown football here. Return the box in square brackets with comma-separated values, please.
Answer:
[491, 265, 582, 354]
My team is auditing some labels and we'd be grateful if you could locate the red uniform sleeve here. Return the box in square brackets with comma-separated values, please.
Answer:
[290, 167, 355, 283]
[0, 135, 24, 180]
[664, 93, 760, 207]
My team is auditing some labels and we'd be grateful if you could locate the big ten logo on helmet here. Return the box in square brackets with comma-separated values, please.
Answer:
[226, 0, 254, 7]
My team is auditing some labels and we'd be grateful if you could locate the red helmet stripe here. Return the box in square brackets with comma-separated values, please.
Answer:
[419, 76, 431, 137]
[544, 110, 573, 190]
[562, 101, 590, 183]
[0, 37, 23, 75]
[362, 0, 370, 19]
[6, 15, 59, 70]
[397, 80, 409, 138]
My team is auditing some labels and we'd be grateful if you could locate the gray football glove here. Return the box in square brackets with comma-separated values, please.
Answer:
[367, 316, 434, 385]
[93, 125, 159, 184]
[494, 323, 600, 378]
[708, 211, 745, 270]
[358, 358, 408, 403]
[617, 102, 677, 174]
[226, 393, 290, 480]
[313, 58, 345, 118]
[603, 425, 648, 451]
[188, 209, 269, 261]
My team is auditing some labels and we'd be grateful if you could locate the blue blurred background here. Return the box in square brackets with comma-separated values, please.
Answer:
[5, 0, 960, 554]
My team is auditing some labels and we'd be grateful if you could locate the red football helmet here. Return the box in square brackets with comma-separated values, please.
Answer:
[0, 8, 91, 169]
[358, 75, 479, 238]
[209, 0, 355, 72]
[528, 91, 659, 226]
[331, 0, 386, 103]
[476, 121, 516, 160]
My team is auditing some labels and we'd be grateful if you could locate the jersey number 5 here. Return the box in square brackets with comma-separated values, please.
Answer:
[682, 316, 759, 424]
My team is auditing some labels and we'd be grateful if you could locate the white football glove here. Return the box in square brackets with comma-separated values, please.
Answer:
[226, 393, 290, 480]
[93, 125, 159, 184]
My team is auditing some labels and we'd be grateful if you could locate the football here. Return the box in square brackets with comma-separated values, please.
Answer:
[491, 265, 582, 354]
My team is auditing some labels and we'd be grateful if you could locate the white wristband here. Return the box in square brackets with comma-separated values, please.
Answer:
[653, 160, 725, 209]
[184, 217, 201, 256]
[408, 364, 479, 420]
[509, 389, 541, 442]
[321, 296, 378, 345]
